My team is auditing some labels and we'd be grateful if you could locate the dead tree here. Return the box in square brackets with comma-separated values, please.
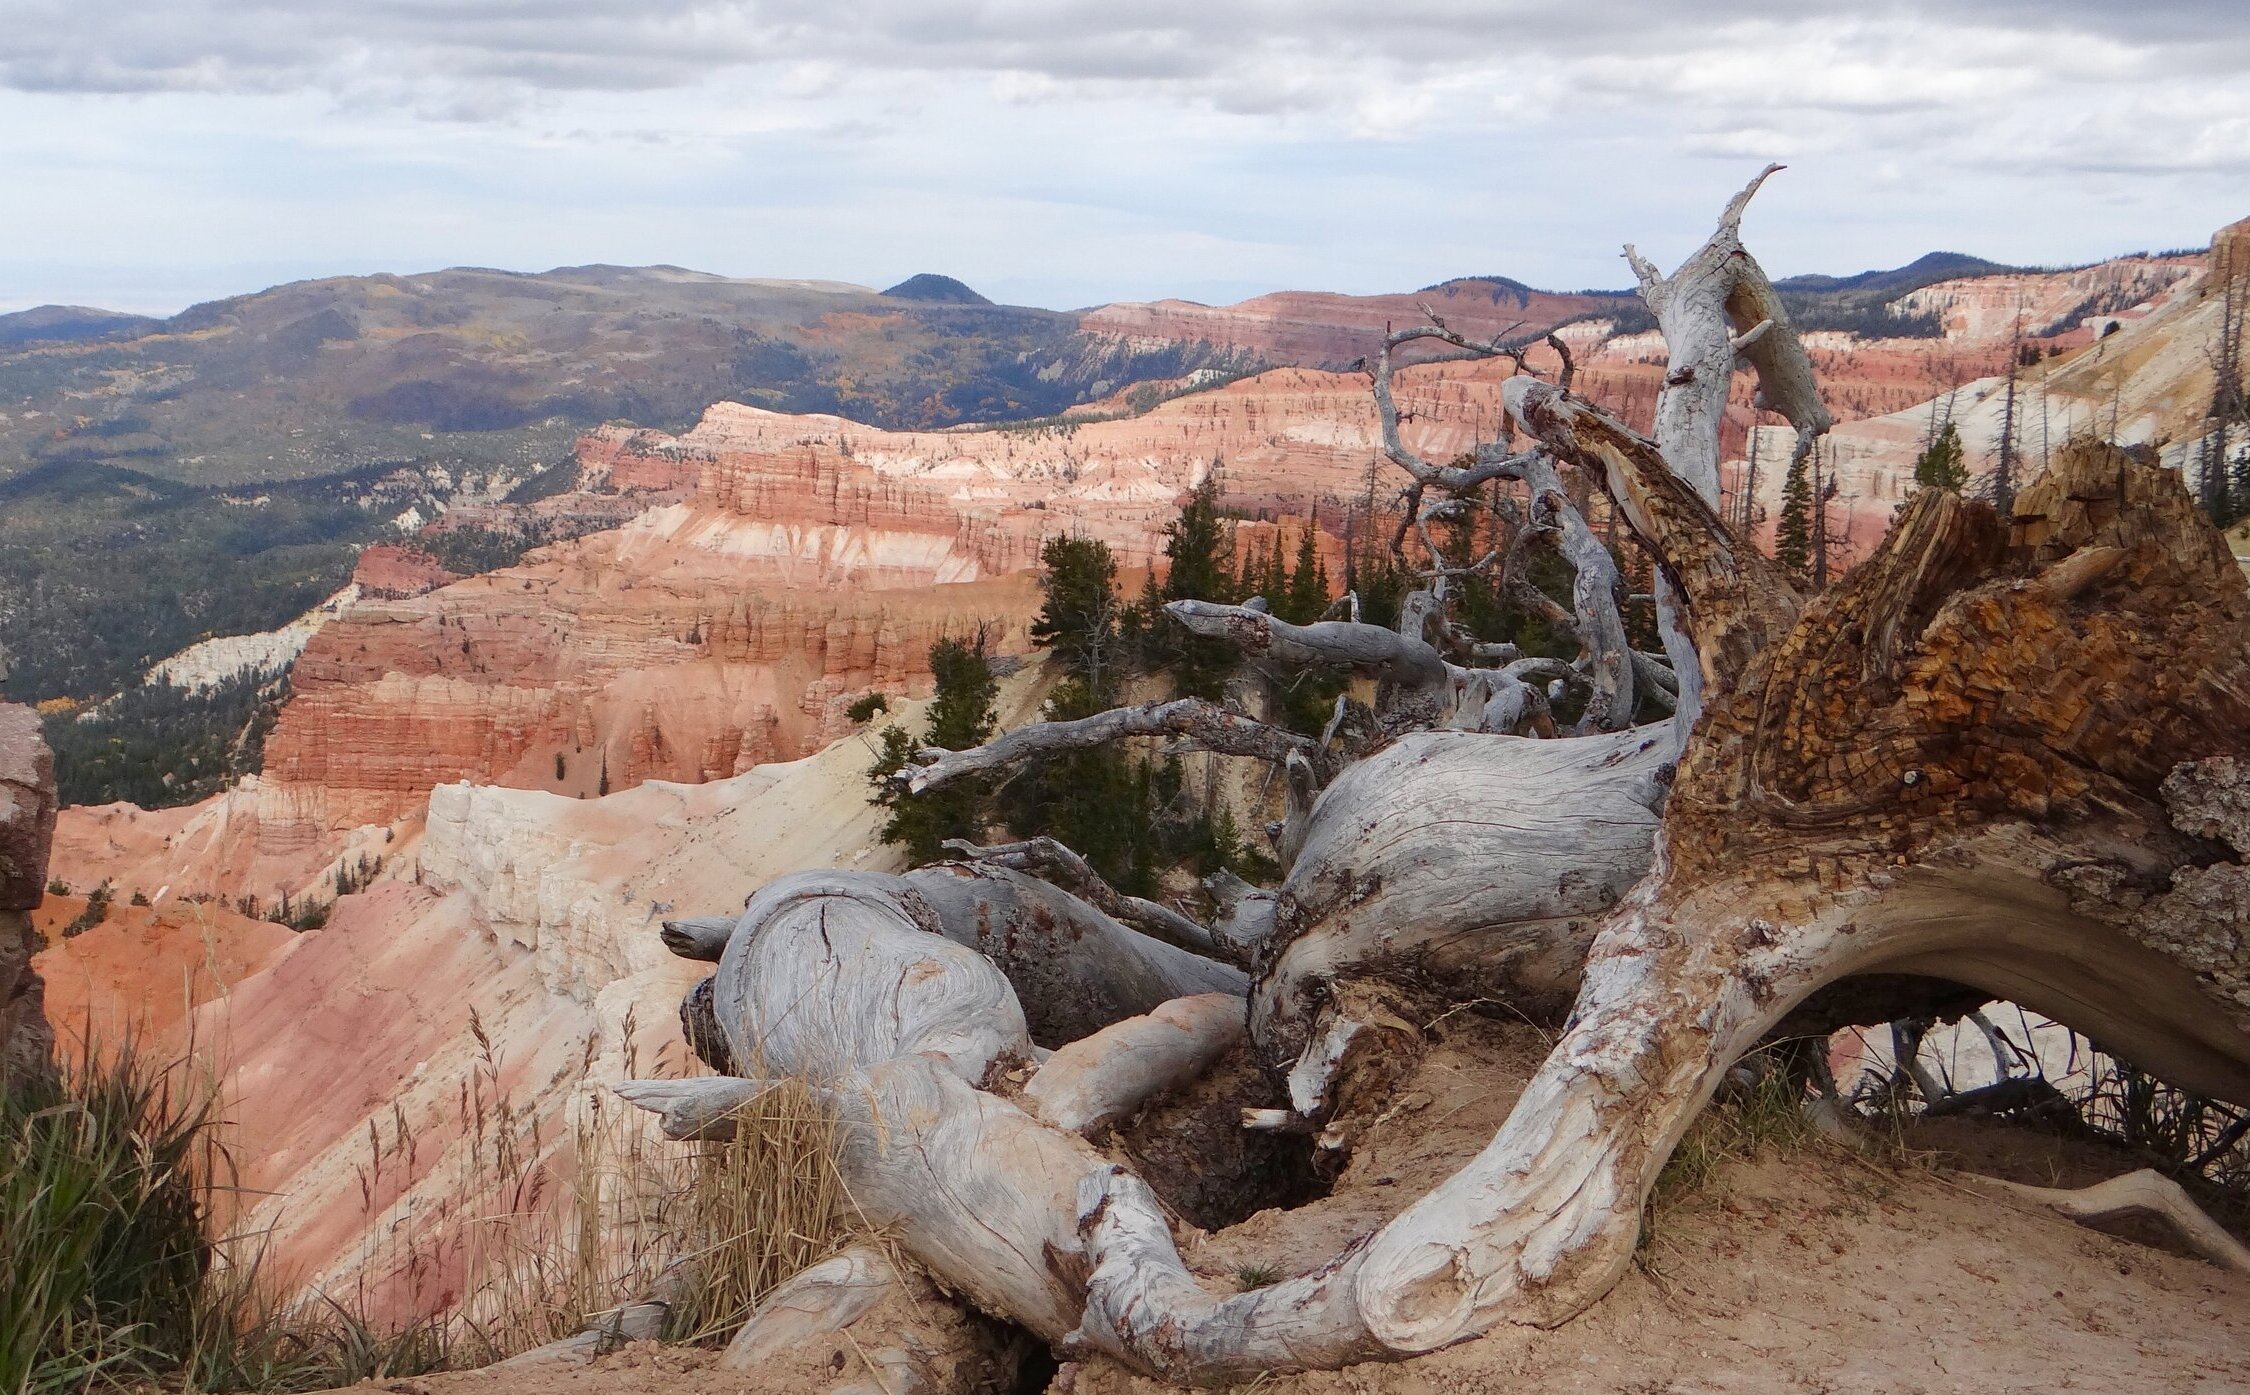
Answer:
[625, 171, 2250, 1383]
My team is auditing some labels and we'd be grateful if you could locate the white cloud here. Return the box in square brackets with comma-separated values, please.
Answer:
[0, 1, 2246, 312]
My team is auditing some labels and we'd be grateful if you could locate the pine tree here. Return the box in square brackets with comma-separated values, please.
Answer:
[1774, 446, 1814, 581]
[1259, 533, 1288, 606]
[1912, 422, 1969, 493]
[1029, 535, 1120, 699]
[869, 631, 999, 864]
[1280, 522, 1330, 624]
[1163, 473, 1236, 605]
[1152, 472, 1240, 698]
[922, 633, 998, 753]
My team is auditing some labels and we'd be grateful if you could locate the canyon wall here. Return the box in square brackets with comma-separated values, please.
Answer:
[33, 225, 2246, 1308]
[1730, 242, 2227, 560]
[49, 361, 1494, 901]
[50, 236, 2238, 909]
[170, 673, 1046, 1315]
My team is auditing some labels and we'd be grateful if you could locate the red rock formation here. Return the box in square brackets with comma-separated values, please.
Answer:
[38, 230, 2246, 1325]
[51, 363, 1507, 897]
[352, 544, 461, 600]
[33, 894, 294, 1048]
[53, 233, 2238, 902]
[1079, 281, 1621, 369]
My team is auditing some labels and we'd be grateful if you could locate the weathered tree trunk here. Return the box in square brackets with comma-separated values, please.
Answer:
[627, 176, 2250, 1385]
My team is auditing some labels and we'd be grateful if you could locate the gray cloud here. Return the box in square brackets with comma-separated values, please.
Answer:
[3, 0, 2247, 315]
[3, 2, 2241, 100]
[9, 0, 2245, 192]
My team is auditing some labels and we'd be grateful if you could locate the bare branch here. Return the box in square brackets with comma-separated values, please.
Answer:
[900, 697, 1328, 794]
[1164, 599, 1450, 691]
[1505, 376, 1802, 692]
[1544, 331, 1577, 391]
[1955, 1169, 2250, 1275]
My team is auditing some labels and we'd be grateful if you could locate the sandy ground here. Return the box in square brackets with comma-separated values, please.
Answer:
[340, 1017, 2250, 1395]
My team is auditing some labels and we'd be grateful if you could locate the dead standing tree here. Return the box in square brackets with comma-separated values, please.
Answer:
[624, 169, 2250, 1383]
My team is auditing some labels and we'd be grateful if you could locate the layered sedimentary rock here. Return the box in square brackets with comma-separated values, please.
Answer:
[1080, 281, 1624, 369]
[1732, 240, 2227, 563]
[144, 586, 362, 691]
[33, 893, 295, 1047]
[195, 672, 1049, 1315]
[36, 225, 2248, 1324]
[50, 365, 1458, 900]
[352, 544, 460, 600]
[51, 775, 396, 908]
[51, 227, 2241, 906]
[1, 703, 56, 1079]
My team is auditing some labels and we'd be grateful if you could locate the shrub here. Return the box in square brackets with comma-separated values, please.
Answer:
[845, 693, 889, 724]
[60, 882, 112, 939]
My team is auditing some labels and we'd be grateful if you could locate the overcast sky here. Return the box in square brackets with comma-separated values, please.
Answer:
[2, 1, 2246, 315]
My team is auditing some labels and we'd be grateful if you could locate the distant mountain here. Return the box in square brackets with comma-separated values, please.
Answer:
[1774, 253, 2021, 337]
[0, 304, 161, 348]
[0, 243, 2193, 705]
[0, 263, 1241, 703]
[1775, 251, 2016, 296]
[882, 273, 992, 305]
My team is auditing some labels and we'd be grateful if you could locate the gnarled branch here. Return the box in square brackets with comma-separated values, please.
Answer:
[900, 696, 1331, 794]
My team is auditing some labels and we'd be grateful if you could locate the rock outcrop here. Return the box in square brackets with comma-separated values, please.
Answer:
[186, 671, 1049, 1315]
[1, 703, 57, 1080]
[49, 366, 1439, 899]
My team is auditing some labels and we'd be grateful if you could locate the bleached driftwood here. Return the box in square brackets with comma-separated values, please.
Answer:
[941, 836, 1222, 959]
[613, 1076, 773, 1141]
[1024, 993, 1244, 1135]
[1955, 1169, 2250, 1274]
[720, 1246, 901, 1368]
[496, 1301, 668, 1367]
[663, 864, 1243, 1055]
[1621, 162, 1831, 731]
[900, 696, 1328, 794]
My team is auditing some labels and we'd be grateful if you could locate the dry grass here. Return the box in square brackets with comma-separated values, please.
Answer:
[667, 1078, 852, 1342]
[335, 1009, 854, 1359]
[1651, 1060, 1820, 1212]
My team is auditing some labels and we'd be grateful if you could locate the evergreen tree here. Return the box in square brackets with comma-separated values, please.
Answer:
[1029, 535, 1120, 699]
[922, 633, 999, 753]
[869, 631, 999, 864]
[1259, 533, 1289, 605]
[1280, 523, 1331, 624]
[1152, 472, 1240, 698]
[1912, 422, 1969, 493]
[1008, 675, 1161, 895]
[1773, 446, 1814, 581]
[2199, 433, 2236, 529]
[1162, 473, 1236, 606]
